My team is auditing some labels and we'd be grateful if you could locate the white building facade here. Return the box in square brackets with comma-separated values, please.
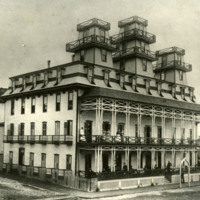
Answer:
[2, 16, 200, 190]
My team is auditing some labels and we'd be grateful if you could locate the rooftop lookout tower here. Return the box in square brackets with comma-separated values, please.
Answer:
[154, 46, 192, 85]
[66, 18, 116, 68]
[110, 16, 156, 77]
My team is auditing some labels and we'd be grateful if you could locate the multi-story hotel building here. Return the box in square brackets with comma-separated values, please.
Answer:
[2, 16, 200, 191]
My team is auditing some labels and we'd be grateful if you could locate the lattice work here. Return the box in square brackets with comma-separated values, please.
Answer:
[115, 100, 127, 113]
[81, 98, 97, 110]
[141, 104, 153, 110]
[102, 98, 113, 111]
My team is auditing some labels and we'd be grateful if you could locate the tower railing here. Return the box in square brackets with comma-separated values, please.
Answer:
[66, 35, 116, 52]
[110, 28, 156, 44]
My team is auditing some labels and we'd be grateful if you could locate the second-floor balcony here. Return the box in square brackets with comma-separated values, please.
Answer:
[3, 135, 73, 145]
[110, 28, 156, 44]
[66, 35, 116, 52]
[78, 135, 200, 147]
[112, 46, 156, 61]
[153, 60, 192, 72]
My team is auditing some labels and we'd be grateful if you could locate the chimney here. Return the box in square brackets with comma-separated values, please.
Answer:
[47, 60, 51, 68]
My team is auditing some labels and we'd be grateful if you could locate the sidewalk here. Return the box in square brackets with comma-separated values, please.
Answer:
[1, 171, 200, 200]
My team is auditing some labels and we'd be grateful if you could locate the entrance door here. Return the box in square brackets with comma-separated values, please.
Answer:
[85, 154, 92, 172]
[84, 121, 92, 142]
[158, 151, 161, 169]
[146, 151, 151, 169]
[116, 153, 122, 171]
[102, 153, 109, 171]
[18, 148, 25, 165]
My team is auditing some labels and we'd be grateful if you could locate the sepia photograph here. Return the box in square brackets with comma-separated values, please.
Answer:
[0, 0, 200, 199]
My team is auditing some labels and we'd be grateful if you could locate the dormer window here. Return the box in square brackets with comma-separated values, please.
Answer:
[85, 66, 94, 84]
[157, 82, 162, 96]
[171, 84, 176, 99]
[101, 49, 107, 62]
[103, 70, 110, 87]
[36, 74, 40, 81]
[180, 87, 185, 100]
[21, 77, 26, 91]
[44, 72, 48, 86]
[189, 88, 194, 102]
[56, 69, 64, 84]
[48, 71, 52, 79]
[179, 71, 183, 81]
[33, 75, 37, 88]
[129, 76, 138, 92]
[142, 59, 147, 71]
[145, 79, 151, 95]
[118, 74, 125, 89]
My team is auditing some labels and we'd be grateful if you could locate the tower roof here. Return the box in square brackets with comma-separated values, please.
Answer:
[118, 16, 148, 28]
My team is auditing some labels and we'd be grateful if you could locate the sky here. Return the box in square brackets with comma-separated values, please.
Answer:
[1, 0, 200, 98]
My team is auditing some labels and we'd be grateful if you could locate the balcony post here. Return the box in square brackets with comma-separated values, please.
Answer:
[125, 112, 130, 136]
[111, 109, 117, 136]
[161, 149, 165, 169]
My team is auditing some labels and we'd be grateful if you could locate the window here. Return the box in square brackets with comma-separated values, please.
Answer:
[31, 97, 36, 113]
[18, 123, 25, 136]
[30, 122, 35, 136]
[99, 29, 105, 37]
[44, 73, 48, 86]
[43, 95, 48, 112]
[145, 80, 151, 94]
[161, 72, 165, 81]
[80, 50, 85, 61]
[66, 155, 72, 170]
[103, 70, 110, 86]
[56, 69, 63, 84]
[140, 41, 145, 51]
[101, 49, 107, 62]
[88, 68, 94, 83]
[68, 91, 73, 110]
[41, 153, 46, 168]
[162, 55, 167, 66]
[129, 76, 137, 92]
[122, 42, 127, 52]
[56, 93, 61, 111]
[36, 74, 40, 81]
[64, 120, 73, 136]
[117, 123, 124, 135]
[179, 71, 183, 81]
[173, 128, 176, 139]
[9, 151, 13, 164]
[42, 122, 47, 136]
[11, 99, 15, 115]
[21, 98, 25, 114]
[124, 25, 129, 33]
[120, 60, 125, 71]
[181, 128, 185, 140]
[33, 75, 37, 88]
[29, 152, 34, 167]
[142, 59, 147, 71]
[157, 82, 162, 96]
[102, 122, 111, 135]
[54, 154, 59, 169]
[55, 121, 60, 135]
[171, 85, 176, 98]
[189, 88, 194, 101]
[83, 29, 89, 38]
[10, 123, 14, 136]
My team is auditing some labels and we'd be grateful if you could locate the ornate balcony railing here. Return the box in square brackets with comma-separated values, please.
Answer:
[110, 28, 156, 44]
[79, 166, 200, 180]
[66, 35, 116, 52]
[3, 135, 73, 145]
[112, 46, 156, 61]
[79, 135, 199, 147]
[153, 60, 192, 72]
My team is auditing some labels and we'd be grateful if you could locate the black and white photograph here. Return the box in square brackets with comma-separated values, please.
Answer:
[0, 0, 200, 199]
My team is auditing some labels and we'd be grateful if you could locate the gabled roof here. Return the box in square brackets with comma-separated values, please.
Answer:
[82, 87, 200, 112]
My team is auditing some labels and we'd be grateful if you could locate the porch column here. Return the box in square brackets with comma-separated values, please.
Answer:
[162, 115, 166, 138]
[113, 147, 116, 171]
[152, 113, 155, 138]
[138, 113, 142, 137]
[96, 100, 101, 134]
[125, 112, 130, 136]
[151, 149, 155, 169]
[97, 146, 100, 172]
[111, 147, 114, 172]
[95, 147, 98, 172]
[161, 149, 165, 169]
[137, 148, 141, 170]
[99, 147, 103, 172]
[111, 110, 117, 136]
[171, 149, 176, 168]
[192, 150, 196, 166]
[125, 147, 129, 170]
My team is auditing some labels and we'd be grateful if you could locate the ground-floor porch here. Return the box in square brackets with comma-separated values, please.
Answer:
[78, 145, 197, 176]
